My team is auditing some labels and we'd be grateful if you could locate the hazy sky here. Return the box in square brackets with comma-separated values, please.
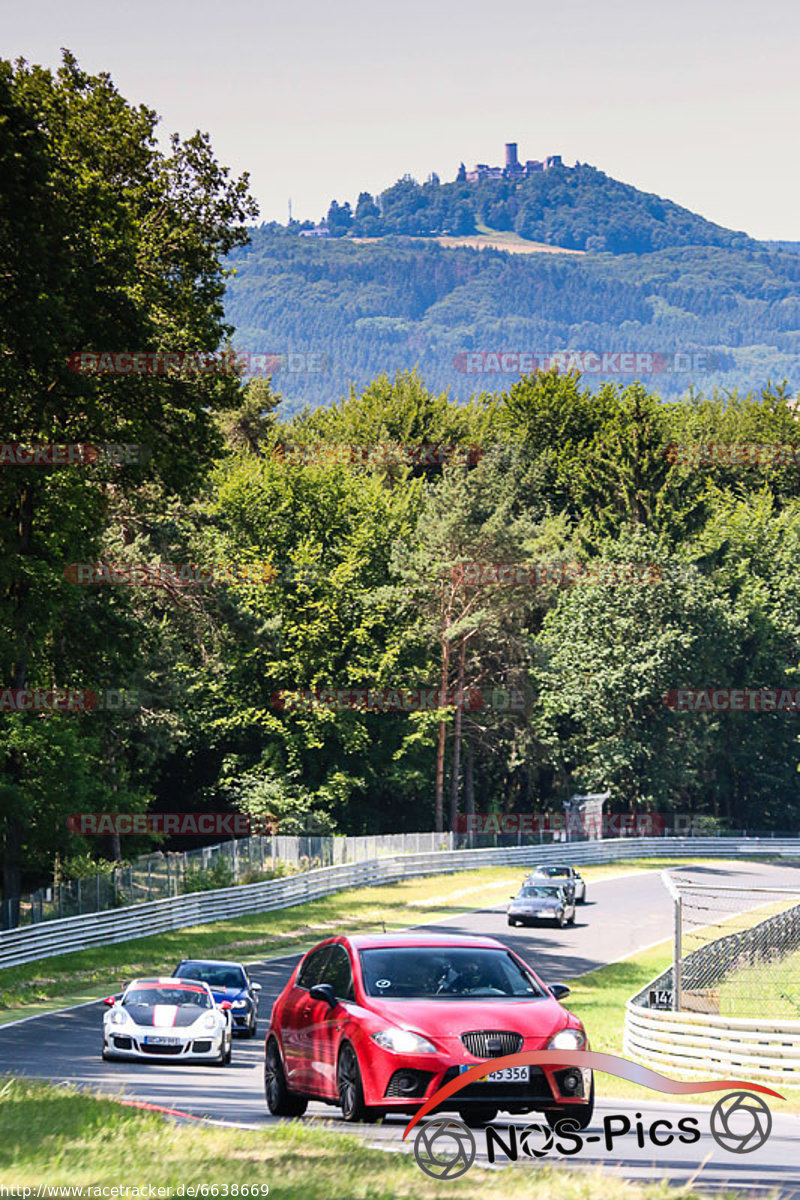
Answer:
[4, 0, 799, 239]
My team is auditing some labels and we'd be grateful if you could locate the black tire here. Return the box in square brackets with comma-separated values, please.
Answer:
[558, 910, 567, 928]
[248, 1020, 258, 1039]
[579, 890, 587, 904]
[458, 1107, 498, 1127]
[543, 1078, 595, 1131]
[507, 917, 517, 927]
[265, 1038, 308, 1116]
[568, 910, 576, 925]
[224, 1038, 232, 1064]
[337, 1042, 381, 1123]
[101, 1040, 113, 1061]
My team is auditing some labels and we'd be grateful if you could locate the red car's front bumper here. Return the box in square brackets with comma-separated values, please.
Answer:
[355, 1035, 592, 1112]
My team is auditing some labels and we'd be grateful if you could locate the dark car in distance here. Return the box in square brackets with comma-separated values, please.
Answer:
[174, 959, 261, 1037]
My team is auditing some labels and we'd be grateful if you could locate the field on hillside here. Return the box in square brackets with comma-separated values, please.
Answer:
[351, 230, 585, 255]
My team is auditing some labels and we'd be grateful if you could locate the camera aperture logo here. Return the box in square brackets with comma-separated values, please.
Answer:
[413, 1116, 476, 1179]
[405, 1050, 781, 1177]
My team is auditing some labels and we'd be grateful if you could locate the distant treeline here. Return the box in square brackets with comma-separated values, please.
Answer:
[224, 227, 800, 410]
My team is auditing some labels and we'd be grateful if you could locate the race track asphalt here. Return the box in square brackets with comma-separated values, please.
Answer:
[2, 859, 799, 1195]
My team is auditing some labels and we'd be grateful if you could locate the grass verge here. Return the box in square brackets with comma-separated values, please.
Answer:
[719, 944, 800, 1020]
[0, 1077, 739, 1198]
[0, 858, 769, 1018]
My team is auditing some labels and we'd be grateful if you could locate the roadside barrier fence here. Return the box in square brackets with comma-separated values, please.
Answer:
[2, 835, 798, 971]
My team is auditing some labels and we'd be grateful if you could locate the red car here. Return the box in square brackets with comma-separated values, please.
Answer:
[264, 932, 594, 1127]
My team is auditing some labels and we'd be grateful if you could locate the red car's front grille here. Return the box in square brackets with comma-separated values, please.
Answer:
[460, 1030, 523, 1058]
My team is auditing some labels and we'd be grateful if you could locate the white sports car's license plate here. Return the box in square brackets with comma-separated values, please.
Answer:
[144, 1036, 181, 1046]
[461, 1065, 530, 1083]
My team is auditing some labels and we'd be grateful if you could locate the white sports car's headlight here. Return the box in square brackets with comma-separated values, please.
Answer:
[201, 1013, 219, 1031]
[371, 1029, 436, 1054]
[109, 1008, 128, 1026]
[548, 1028, 586, 1050]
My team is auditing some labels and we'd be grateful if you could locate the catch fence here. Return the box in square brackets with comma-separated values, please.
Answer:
[624, 872, 800, 1083]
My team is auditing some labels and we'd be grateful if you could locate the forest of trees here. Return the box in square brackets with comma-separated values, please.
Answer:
[2, 54, 800, 917]
[225, 227, 800, 408]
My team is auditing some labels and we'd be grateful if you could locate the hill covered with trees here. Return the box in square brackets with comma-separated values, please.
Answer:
[322, 162, 755, 254]
[224, 227, 800, 410]
[3, 55, 800, 913]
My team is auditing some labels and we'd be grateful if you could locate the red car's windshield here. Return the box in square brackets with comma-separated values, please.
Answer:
[358, 947, 546, 1000]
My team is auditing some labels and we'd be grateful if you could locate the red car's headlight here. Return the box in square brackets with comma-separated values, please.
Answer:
[547, 1028, 586, 1051]
[371, 1029, 437, 1054]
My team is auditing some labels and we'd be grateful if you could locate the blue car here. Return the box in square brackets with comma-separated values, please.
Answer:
[173, 959, 261, 1037]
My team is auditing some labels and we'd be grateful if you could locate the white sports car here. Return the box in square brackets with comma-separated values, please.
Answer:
[102, 976, 233, 1064]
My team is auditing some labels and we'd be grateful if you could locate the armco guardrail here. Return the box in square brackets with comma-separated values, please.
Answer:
[624, 885, 800, 1085]
[624, 1003, 800, 1085]
[2, 836, 799, 972]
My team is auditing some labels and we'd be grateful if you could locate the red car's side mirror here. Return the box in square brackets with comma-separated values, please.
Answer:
[103, 996, 116, 1006]
[219, 1000, 232, 1011]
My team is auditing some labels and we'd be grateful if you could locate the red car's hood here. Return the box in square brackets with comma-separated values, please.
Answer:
[360, 995, 570, 1042]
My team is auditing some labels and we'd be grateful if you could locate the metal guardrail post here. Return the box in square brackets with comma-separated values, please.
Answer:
[673, 895, 682, 1012]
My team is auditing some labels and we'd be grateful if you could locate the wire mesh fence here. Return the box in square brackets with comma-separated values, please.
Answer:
[9, 824, 800, 932]
[8, 830, 455, 929]
[655, 876, 800, 1018]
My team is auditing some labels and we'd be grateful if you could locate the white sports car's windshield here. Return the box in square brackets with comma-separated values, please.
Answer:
[124, 987, 211, 1008]
[359, 947, 545, 999]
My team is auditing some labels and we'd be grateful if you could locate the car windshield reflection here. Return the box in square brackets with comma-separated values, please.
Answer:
[359, 947, 545, 1000]
[124, 987, 211, 1009]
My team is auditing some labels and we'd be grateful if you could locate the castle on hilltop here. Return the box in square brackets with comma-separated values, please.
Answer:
[463, 144, 564, 182]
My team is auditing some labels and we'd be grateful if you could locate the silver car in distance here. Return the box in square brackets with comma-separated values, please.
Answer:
[507, 883, 576, 928]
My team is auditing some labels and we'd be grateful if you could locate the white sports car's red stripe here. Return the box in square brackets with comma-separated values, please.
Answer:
[152, 1004, 179, 1027]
